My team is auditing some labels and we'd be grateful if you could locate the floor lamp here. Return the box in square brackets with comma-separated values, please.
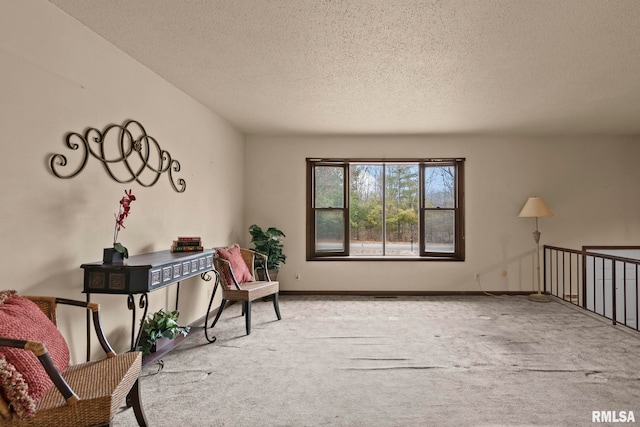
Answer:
[519, 197, 554, 302]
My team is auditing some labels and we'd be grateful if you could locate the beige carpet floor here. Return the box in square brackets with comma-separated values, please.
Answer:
[113, 295, 640, 427]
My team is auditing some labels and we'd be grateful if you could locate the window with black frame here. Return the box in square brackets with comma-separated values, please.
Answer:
[306, 158, 465, 261]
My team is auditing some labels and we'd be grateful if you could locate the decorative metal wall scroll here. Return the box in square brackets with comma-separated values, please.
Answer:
[50, 119, 186, 192]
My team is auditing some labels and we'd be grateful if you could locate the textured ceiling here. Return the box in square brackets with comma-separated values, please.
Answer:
[49, 0, 640, 136]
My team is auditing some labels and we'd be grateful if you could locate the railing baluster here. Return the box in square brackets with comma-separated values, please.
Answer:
[569, 252, 573, 304]
[580, 255, 583, 305]
[543, 246, 547, 294]
[561, 251, 566, 301]
[576, 252, 581, 307]
[581, 253, 584, 307]
[636, 264, 639, 331]
[623, 261, 627, 326]
[592, 255, 596, 314]
[612, 260, 617, 325]
[543, 245, 640, 333]
[556, 251, 560, 300]
[602, 257, 606, 318]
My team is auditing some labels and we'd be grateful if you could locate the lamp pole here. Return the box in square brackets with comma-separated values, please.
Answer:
[530, 217, 549, 302]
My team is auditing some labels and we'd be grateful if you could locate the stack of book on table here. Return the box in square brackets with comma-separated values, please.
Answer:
[171, 236, 203, 252]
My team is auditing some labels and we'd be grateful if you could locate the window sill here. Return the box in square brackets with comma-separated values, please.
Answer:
[307, 256, 464, 262]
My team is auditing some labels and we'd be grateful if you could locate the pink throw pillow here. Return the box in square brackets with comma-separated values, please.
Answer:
[216, 245, 253, 287]
[0, 291, 70, 417]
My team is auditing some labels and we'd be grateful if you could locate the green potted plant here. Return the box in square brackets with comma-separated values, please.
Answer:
[138, 309, 190, 356]
[248, 224, 286, 280]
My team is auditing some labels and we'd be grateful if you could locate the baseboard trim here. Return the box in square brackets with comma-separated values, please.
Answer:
[280, 290, 532, 297]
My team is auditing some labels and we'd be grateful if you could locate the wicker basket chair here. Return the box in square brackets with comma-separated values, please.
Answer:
[204, 246, 281, 342]
[0, 295, 147, 426]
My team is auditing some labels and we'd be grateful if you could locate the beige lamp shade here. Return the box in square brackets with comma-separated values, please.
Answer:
[518, 197, 553, 218]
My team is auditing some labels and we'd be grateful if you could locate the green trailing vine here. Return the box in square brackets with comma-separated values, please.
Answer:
[138, 309, 190, 356]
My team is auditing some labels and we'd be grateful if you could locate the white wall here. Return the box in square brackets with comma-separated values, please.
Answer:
[245, 134, 640, 293]
[0, 1, 245, 362]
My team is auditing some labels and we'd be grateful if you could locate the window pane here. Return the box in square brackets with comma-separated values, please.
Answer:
[315, 210, 345, 252]
[424, 210, 455, 253]
[385, 164, 419, 256]
[350, 164, 383, 256]
[307, 158, 464, 261]
[424, 166, 455, 208]
[315, 166, 344, 208]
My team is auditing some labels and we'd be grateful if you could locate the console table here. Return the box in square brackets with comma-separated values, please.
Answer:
[81, 249, 215, 359]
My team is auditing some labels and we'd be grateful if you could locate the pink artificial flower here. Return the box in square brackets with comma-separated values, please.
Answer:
[112, 189, 136, 257]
